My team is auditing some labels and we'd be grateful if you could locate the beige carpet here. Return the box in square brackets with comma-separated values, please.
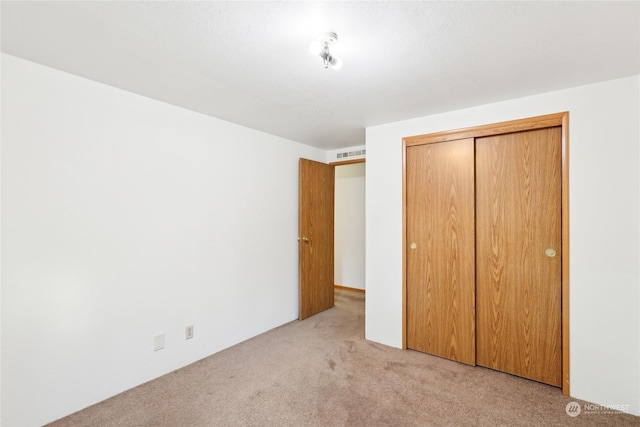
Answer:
[49, 289, 639, 426]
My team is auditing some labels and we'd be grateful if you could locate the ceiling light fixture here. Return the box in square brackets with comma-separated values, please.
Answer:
[309, 32, 342, 70]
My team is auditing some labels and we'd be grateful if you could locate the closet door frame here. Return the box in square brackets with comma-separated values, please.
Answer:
[402, 112, 570, 396]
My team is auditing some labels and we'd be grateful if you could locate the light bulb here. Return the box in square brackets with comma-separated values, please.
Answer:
[309, 41, 324, 56]
[329, 56, 343, 70]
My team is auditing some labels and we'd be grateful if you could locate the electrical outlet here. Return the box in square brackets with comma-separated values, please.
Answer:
[185, 325, 194, 340]
[154, 334, 165, 351]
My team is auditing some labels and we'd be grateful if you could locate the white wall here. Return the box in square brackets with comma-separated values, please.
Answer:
[0, 54, 325, 426]
[334, 163, 365, 290]
[365, 75, 640, 415]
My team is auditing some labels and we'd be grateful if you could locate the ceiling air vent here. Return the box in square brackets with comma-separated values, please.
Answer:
[336, 149, 366, 160]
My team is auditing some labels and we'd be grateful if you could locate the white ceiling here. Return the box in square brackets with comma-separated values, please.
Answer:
[2, 1, 639, 150]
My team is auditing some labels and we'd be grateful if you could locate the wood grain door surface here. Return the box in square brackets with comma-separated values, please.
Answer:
[406, 126, 562, 387]
[298, 158, 335, 320]
[475, 127, 562, 387]
[406, 138, 476, 365]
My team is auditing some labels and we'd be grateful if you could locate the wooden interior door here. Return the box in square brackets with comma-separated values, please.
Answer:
[406, 138, 476, 365]
[298, 158, 335, 320]
[475, 127, 562, 386]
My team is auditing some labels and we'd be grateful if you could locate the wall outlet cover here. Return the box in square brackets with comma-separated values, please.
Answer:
[154, 334, 165, 351]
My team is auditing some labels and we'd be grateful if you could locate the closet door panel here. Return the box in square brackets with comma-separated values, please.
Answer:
[406, 138, 476, 365]
[475, 127, 562, 386]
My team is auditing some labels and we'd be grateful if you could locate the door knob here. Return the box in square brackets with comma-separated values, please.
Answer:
[300, 237, 310, 242]
[545, 248, 557, 258]
[410, 242, 417, 250]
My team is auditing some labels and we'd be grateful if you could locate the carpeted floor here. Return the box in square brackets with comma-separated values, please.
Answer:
[48, 289, 639, 426]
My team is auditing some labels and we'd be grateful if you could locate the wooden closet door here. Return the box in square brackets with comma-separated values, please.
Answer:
[475, 127, 562, 386]
[406, 138, 476, 365]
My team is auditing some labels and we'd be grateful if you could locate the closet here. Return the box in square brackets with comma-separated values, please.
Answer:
[404, 113, 567, 389]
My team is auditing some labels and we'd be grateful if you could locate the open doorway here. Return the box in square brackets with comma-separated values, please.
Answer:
[334, 161, 365, 293]
[298, 157, 365, 320]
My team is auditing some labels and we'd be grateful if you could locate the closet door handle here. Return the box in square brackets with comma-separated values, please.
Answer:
[544, 248, 557, 258]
